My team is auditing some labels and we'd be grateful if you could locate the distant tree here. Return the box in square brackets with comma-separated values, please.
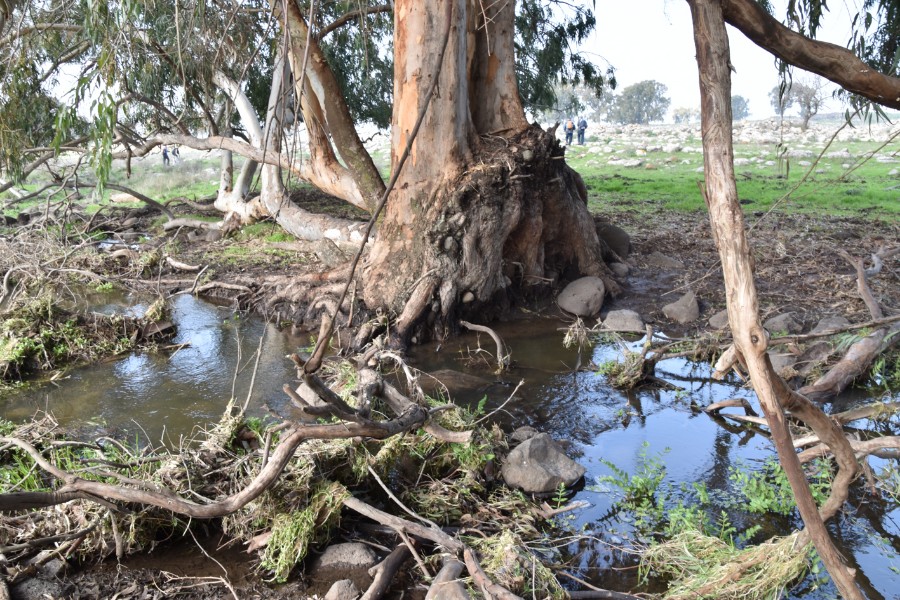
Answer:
[731, 95, 751, 120]
[769, 84, 794, 118]
[672, 107, 701, 124]
[768, 78, 825, 128]
[791, 80, 826, 129]
[607, 80, 671, 124]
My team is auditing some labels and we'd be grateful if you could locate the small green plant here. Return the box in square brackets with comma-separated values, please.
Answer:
[94, 282, 115, 292]
[552, 482, 568, 509]
[598, 442, 669, 528]
[728, 458, 831, 516]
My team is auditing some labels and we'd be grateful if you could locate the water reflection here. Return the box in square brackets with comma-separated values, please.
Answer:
[0, 295, 305, 442]
[0, 300, 897, 597]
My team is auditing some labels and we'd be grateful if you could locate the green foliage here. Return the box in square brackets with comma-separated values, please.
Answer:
[606, 80, 671, 125]
[598, 442, 669, 526]
[515, 1, 615, 116]
[260, 481, 349, 582]
[728, 458, 831, 516]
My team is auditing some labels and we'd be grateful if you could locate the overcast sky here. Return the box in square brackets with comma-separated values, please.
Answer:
[583, 0, 861, 120]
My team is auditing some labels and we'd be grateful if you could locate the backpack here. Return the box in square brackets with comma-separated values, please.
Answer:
[566, 120, 575, 131]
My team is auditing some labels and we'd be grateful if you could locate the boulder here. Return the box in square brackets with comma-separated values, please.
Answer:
[662, 291, 700, 324]
[596, 223, 632, 259]
[646, 251, 684, 270]
[501, 433, 586, 494]
[314, 543, 378, 571]
[811, 316, 851, 335]
[557, 277, 606, 317]
[708, 309, 729, 330]
[325, 579, 361, 600]
[601, 309, 645, 332]
[763, 312, 802, 335]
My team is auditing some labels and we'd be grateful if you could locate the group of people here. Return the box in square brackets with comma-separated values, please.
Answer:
[564, 116, 588, 145]
[161, 145, 180, 166]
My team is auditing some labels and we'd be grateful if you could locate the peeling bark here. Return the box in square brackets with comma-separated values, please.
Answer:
[688, 1, 863, 597]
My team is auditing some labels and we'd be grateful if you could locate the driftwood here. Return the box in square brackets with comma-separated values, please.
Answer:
[798, 248, 898, 402]
[361, 545, 411, 600]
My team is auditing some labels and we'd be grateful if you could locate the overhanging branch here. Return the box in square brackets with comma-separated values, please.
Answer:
[722, 0, 900, 109]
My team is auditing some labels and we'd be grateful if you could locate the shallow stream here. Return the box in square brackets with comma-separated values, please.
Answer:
[2, 295, 898, 598]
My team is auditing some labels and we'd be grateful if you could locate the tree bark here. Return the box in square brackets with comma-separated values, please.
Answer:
[722, 0, 900, 109]
[687, 1, 863, 598]
[361, 0, 616, 346]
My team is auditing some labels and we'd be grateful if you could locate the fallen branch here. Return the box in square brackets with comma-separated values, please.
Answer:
[460, 320, 509, 372]
[361, 545, 411, 600]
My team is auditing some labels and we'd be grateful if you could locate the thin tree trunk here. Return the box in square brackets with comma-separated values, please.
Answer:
[687, 1, 863, 598]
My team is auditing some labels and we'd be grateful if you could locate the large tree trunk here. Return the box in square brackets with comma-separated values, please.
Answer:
[361, 0, 617, 346]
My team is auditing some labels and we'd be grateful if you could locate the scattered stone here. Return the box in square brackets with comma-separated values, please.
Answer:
[662, 291, 700, 324]
[296, 381, 328, 407]
[708, 309, 729, 330]
[609, 262, 630, 278]
[646, 251, 684, 270]
[768, 350, 798, 376]
[325, 579, 361, 600]
[811, 316, 851, 334]
[501, 433, 586, 494]
[510, 425, 539, 443]
[204, 228, 223, 243]
[889, 168, 899, 176]
[596, 223, 632, 258]
[601, 309, 645, 332]
[763, 312, 802, 335]
[315, 543, 378, 571]
[557, 276, 606, 317]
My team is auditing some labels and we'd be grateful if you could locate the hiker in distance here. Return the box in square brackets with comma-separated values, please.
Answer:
[577, 116, 588, 145]
[564, 117, 576, 145]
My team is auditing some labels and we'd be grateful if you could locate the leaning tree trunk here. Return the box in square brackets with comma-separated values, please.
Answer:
[688, 1, 863, 598]
[361, 0, 617, 347]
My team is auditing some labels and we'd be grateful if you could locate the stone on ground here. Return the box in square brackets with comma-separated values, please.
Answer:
[501, 433, 586, 493]
[557, 277, 606, 317]
[662, 291, 700, 324]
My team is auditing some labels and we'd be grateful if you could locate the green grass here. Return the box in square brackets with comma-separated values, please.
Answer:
[568, 136, 899, 221]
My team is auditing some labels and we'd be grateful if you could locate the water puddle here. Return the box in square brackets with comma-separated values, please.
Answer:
[1, 299, 897, 597]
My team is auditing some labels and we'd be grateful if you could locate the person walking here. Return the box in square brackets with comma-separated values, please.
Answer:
[564, 117, 575, 145]
[162, 145, 170, 166]
[577, 116, 588, 145]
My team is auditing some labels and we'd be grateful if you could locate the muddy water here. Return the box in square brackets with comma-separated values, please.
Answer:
[1, 293, 308, 442]
[2, 298, 898, 598]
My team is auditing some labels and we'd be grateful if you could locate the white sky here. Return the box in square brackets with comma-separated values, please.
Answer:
[584, 0, 863, 120]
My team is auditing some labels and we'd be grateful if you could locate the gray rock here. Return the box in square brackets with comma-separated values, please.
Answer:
[646, 251, 684, 270]
[296, 381, 327, 407]
[602, 309, 645, 332]
[708, 309, 729, 330]
[420, 369, 491, 397]
[609, 262, 630, 277]
[662, 291, 700, 324]
[764, 312, 802, 335]
[510, 426, 539, 443]
[596, 223, 632, 258]
[811, 316, 851, 335]
[325, 579, 361, 600]
[768, 350, 798, 376]
[315, 543, 378, 571]
[501, 433, 586, 493]
[39, 558, 68, 578]
[204, 228, 224, 242]
[11, 577, 65, 600]
[557, 277, 606, 317]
